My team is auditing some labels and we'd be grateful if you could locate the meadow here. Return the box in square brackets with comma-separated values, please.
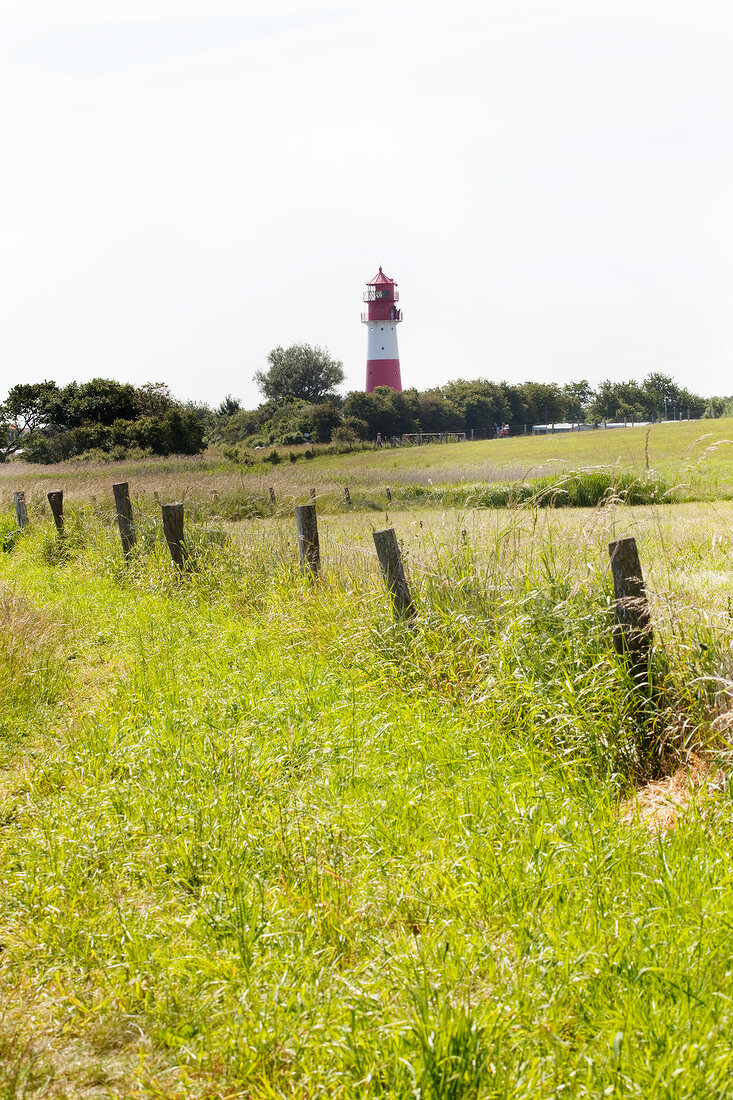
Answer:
[1, 427, 733, 1097]
[1, 419, 732, 523]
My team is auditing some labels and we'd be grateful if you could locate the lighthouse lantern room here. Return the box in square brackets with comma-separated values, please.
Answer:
[362, 266, 403, 393]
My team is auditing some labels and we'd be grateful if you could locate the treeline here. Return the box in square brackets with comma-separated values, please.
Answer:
[2, 363, 730, 465]
[218, 373, 725, 449]
[1, 380, 207, 463]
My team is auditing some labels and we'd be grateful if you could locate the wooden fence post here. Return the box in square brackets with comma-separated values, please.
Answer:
[309, 487, 317, 501]
[161, 502, 185, 567]
[386, 487, 392, 502]
[269, 487, 276, 505]
[295, 504, 320, 576]
[112, 482, 136, 560]
[47, 491, 64, 534]
[608, 537, 652, 678]
[344, 486, 351, 505]
[13, 491, 28, 529]
[373, 527, 415, 618]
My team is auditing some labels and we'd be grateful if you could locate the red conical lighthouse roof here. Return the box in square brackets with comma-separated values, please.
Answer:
[366, 266, 396, 286]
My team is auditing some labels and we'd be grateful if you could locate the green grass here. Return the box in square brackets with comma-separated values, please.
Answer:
[0, 500, 732, 1096]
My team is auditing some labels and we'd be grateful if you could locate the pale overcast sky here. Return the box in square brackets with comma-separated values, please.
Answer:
[2, 0, 732, 406]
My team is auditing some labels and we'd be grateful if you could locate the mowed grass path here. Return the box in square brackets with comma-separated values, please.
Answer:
[0, 505, 732, 1096]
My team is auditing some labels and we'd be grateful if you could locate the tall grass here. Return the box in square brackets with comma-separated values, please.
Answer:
[2, 419, 733, 525]
[0, 589, 69, 763]
[0, 503, 731, 1095]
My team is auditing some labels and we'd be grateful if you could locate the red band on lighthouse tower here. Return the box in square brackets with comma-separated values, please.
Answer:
[362, 266, 403, 393]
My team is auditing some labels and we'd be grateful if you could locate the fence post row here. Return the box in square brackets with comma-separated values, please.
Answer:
[47, 491, 64, 534]
[161, 502, 185, 567]
[13, 491, 28, 529]
[373, 527, 415, 619]
[112, 482, 137, 560]
[295, 503, 320, 576]
[608, 536, 653, 679]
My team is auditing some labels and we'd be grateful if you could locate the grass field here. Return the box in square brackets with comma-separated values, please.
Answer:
[2, 419, 733, 523]
[1, 439, 733, 1096]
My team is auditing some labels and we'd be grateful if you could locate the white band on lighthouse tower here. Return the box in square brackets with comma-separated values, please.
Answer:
[366, 321, 399, 362]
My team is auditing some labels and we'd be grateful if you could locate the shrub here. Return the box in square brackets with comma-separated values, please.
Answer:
[332, 425, 361, 444]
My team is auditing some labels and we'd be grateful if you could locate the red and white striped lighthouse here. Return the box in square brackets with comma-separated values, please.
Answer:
[362, 266, 403, 393]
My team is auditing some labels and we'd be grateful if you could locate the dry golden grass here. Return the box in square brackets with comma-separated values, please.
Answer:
[620, 752, 727, 832]
[0, 589, 59, 668]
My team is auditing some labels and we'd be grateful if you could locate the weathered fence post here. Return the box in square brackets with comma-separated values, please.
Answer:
[47, 491, 64, 534]
[13, 491, 28, 529]
[386, 487, 392, 503]
[608, 537, 652, 679]
[161, 502, 185, 567]
[269, 487, 276, 505]
[344, 486, 351, 505]
[112, 482, 136, 560]
[295, 504, 320, 576]
[373, 527, 415, 618]
[309, 487, 317, 501]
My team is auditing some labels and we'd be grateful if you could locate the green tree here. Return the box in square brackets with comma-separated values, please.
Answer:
[587, 380, 649, 423]
[133, 382, 177, 419]
[439, 380, 509, 429]
[704, 396, 732, 418]
[642, 373, 676, 420]
[3, 378, 206, 463]
[217, 394, 241, 418]
[561, 380, 593, 422]
[418, 391, 465, 432]
[222, 406, 272, 444]
[516, 382, 563, 425]
[342, 388, 418, 438]
[0, 381, 58, 458]
[46, 378, 138, 429]
[183, 400, 217, 444]
[308, 401, 343, 443]
[255, 344, 345, 404]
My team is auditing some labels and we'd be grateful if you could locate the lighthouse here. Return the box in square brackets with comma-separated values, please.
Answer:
[362, 267, 403, 393]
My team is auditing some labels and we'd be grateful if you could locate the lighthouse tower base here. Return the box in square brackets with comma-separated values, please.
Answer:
[365, 321, 402, 393]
